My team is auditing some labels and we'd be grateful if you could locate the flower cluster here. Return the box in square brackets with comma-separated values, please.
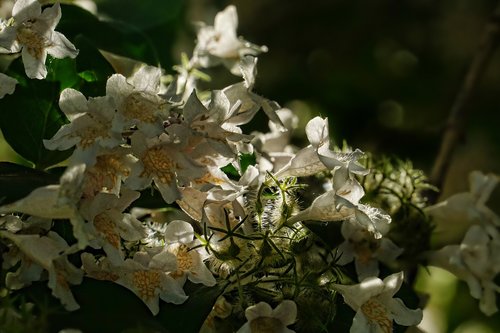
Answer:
[0, 2, 498, 332]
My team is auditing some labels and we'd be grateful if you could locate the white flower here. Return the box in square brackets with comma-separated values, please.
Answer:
[274, 117, 367, 187]
[236, 300, 297, 333]
[44, 88, 121, 164]
[192, 5, 267, 75]
[426, 170, 499, 247]
[288, 179, 391, 239]
[125, 132, 205, 204]
[0, 72, 16, 98]
[337, 219, 403, 280]
[428, 224, 500, 316]
[164, 220, 216, 287]
[333, 272, 422, 333]
[79, 189, 147, 264]
[222, 56, 285, 130]
[106, 65, 168, 136]
[0, 0, 78, 79]
[0, 164, 90, 249]
[81, 251, 187, 315]
[252, 108, 298, 173]
[0, 230, 83, 311]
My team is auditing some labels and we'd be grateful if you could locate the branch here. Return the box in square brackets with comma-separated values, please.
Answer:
[428, 2, 500, 203]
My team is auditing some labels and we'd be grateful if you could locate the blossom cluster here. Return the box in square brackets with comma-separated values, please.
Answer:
[0, 2, 498, 332]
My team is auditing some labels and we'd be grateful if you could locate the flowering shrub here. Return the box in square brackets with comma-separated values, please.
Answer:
[0, 2, 498, 333]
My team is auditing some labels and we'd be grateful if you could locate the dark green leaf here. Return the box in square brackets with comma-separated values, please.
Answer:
[17, 278, 223, 333]
[0, 77, 73, 169]
[46, 56, 81, 90]
[57, 5, 160, 66]
[0, 162, 59, 205]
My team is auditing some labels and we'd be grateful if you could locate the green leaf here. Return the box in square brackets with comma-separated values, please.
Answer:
[17, 279, 223, 333]
[45, 56, 81, 90]
[0, 77, 73, 169]
[73, 35, 115, 96]
[239, 153, 256, 174]
[0, 162, 59, 205]
[57, 5, 160, 66]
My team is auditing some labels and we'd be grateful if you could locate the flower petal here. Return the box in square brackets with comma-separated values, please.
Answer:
[164, 220, 194, 244]
[272, 300, 297, 326]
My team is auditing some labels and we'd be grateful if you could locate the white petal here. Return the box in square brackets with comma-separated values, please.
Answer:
[38, 2, 61, 31]
[245, 302, 273, 321]
[215, 6, 238, 33]
[21, 46, 47, 79]
[0, 26, 20, 52]
[47, 31, 78, 59]
[149, 250, 177, 272]
[350, 310, 371, 333]
[59, 88, 88, 120]
[130, 65, 161, 92]
[381, 272, 404, 298]
[158, 274, 189, 304]
[155, 178, 181, 204]
[0, 73, 17, 98]
[164, 220, 194, 244]
[305, 116, 329, 148]
[13, 0, 41, 22]
[389, 298, 423, 326]
[272, 300, 297, 326]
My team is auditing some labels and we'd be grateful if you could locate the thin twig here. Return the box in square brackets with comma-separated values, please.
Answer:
[428, 2, 500, 204]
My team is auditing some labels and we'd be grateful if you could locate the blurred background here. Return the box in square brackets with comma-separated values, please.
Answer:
[1, 0, 500, 331]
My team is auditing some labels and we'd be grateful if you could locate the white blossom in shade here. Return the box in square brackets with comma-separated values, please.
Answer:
[182, 90, 253, 167]
[287, 179, 391, 239]
[274, 116, 367, 187]
[125, 131, 205, 204]
[164, 220, 216, 287]
[333, 272, 422, 333]
[337, 219, 403, 281]
[106, 65, 168, 136]
[428, 225, 500, 316]
[0, 230, 83, 311]
[192, 5, 267, 75]
[236, 300, 297, 333]
[79, 189, 147, 264]
[0, 0, 78, 79]
[426, 171, 499, 247]
[252, 108, 298, 173]
[79, 147, 135, 199]
[44, 88, 121, 165]
[81, 251, 187, 315]
[0, 164, 90, 249]
[222, 56, 285, 130]
[0, 72, 16, 98]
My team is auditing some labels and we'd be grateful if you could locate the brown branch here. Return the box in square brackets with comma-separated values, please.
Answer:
[428, 2, 500, 204]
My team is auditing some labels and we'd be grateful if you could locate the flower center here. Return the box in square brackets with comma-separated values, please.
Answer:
[82, 154, 129, 197]
[249, 317, 283, 333]
[141, 145, 176, 184]
[75, 118, 110, 148]
[350, 230, 380, 264]
[93, 213, 120, 249]
[132, 270, 162, 300]
[124, 92, 162, 123]
[170, 243, 193, 278]
[361, 298, 392, 333]
[17, 24, 46, 59]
